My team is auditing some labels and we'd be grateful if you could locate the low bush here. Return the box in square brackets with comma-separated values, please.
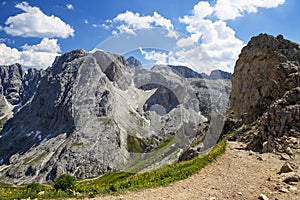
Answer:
[26, 182, 45, 192]
[53, 174, 75, 192]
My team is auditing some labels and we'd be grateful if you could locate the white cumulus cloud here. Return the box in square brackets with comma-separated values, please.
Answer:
[193, 1, 214, 19]
[103, 0, 285, 73]
[178, 1, 242, 71]
[139, 47, 168, 64]
[107, 11, 176, 38]
[0, 38, 60, 69]
[21, 38, 60, 53]
[178, 0, 284, 71]
[3, 1, 74, 38]
[0, 44, 21, 66]
[214, 0, 285, 20]
[176, 37, 196, 47]
[170, 47, 215, 73]
[137, 47, 214, 74]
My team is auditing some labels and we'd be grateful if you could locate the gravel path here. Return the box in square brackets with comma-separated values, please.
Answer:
[85, 141, 300, 200]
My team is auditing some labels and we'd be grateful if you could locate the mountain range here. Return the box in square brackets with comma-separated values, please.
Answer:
[0, 49, 231, 184]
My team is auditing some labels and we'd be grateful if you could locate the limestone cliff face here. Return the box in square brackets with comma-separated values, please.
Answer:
[0, 64, 45, 106]
[0, 49, 132, 184]
[229, 34, 300, 154]
[22, 68, 46, 103]
[0, 64, 45, 128]
[0, 64, 24, 105]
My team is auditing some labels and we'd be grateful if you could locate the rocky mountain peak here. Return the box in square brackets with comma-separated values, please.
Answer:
[92, 50, 132, 89]
[127, 56, 142, 67]
[50, 49, 88, 75]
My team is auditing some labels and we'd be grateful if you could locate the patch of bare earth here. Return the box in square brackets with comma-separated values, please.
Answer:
[86, 141, 300, 200]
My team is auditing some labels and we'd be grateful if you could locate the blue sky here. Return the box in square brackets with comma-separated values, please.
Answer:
[0, 0, 299, 72]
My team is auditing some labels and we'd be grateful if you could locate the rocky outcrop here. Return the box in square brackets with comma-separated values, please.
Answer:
[227, 34, 300, 154]
[231, 34, 300, 123]
[245, 87, 300, 153]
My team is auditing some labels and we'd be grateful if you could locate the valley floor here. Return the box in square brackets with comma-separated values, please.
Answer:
[90, 141, 300, 200]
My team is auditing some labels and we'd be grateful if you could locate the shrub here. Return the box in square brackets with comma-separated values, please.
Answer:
[26, 182, 45, 192]
[53, 174, 75, 192]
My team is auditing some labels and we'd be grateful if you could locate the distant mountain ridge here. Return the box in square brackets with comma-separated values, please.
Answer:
[167, 65, 204, 78]
[125, 56, 232, 80]
[127, 56, 142, 67]
[168, 65, 232, 80]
